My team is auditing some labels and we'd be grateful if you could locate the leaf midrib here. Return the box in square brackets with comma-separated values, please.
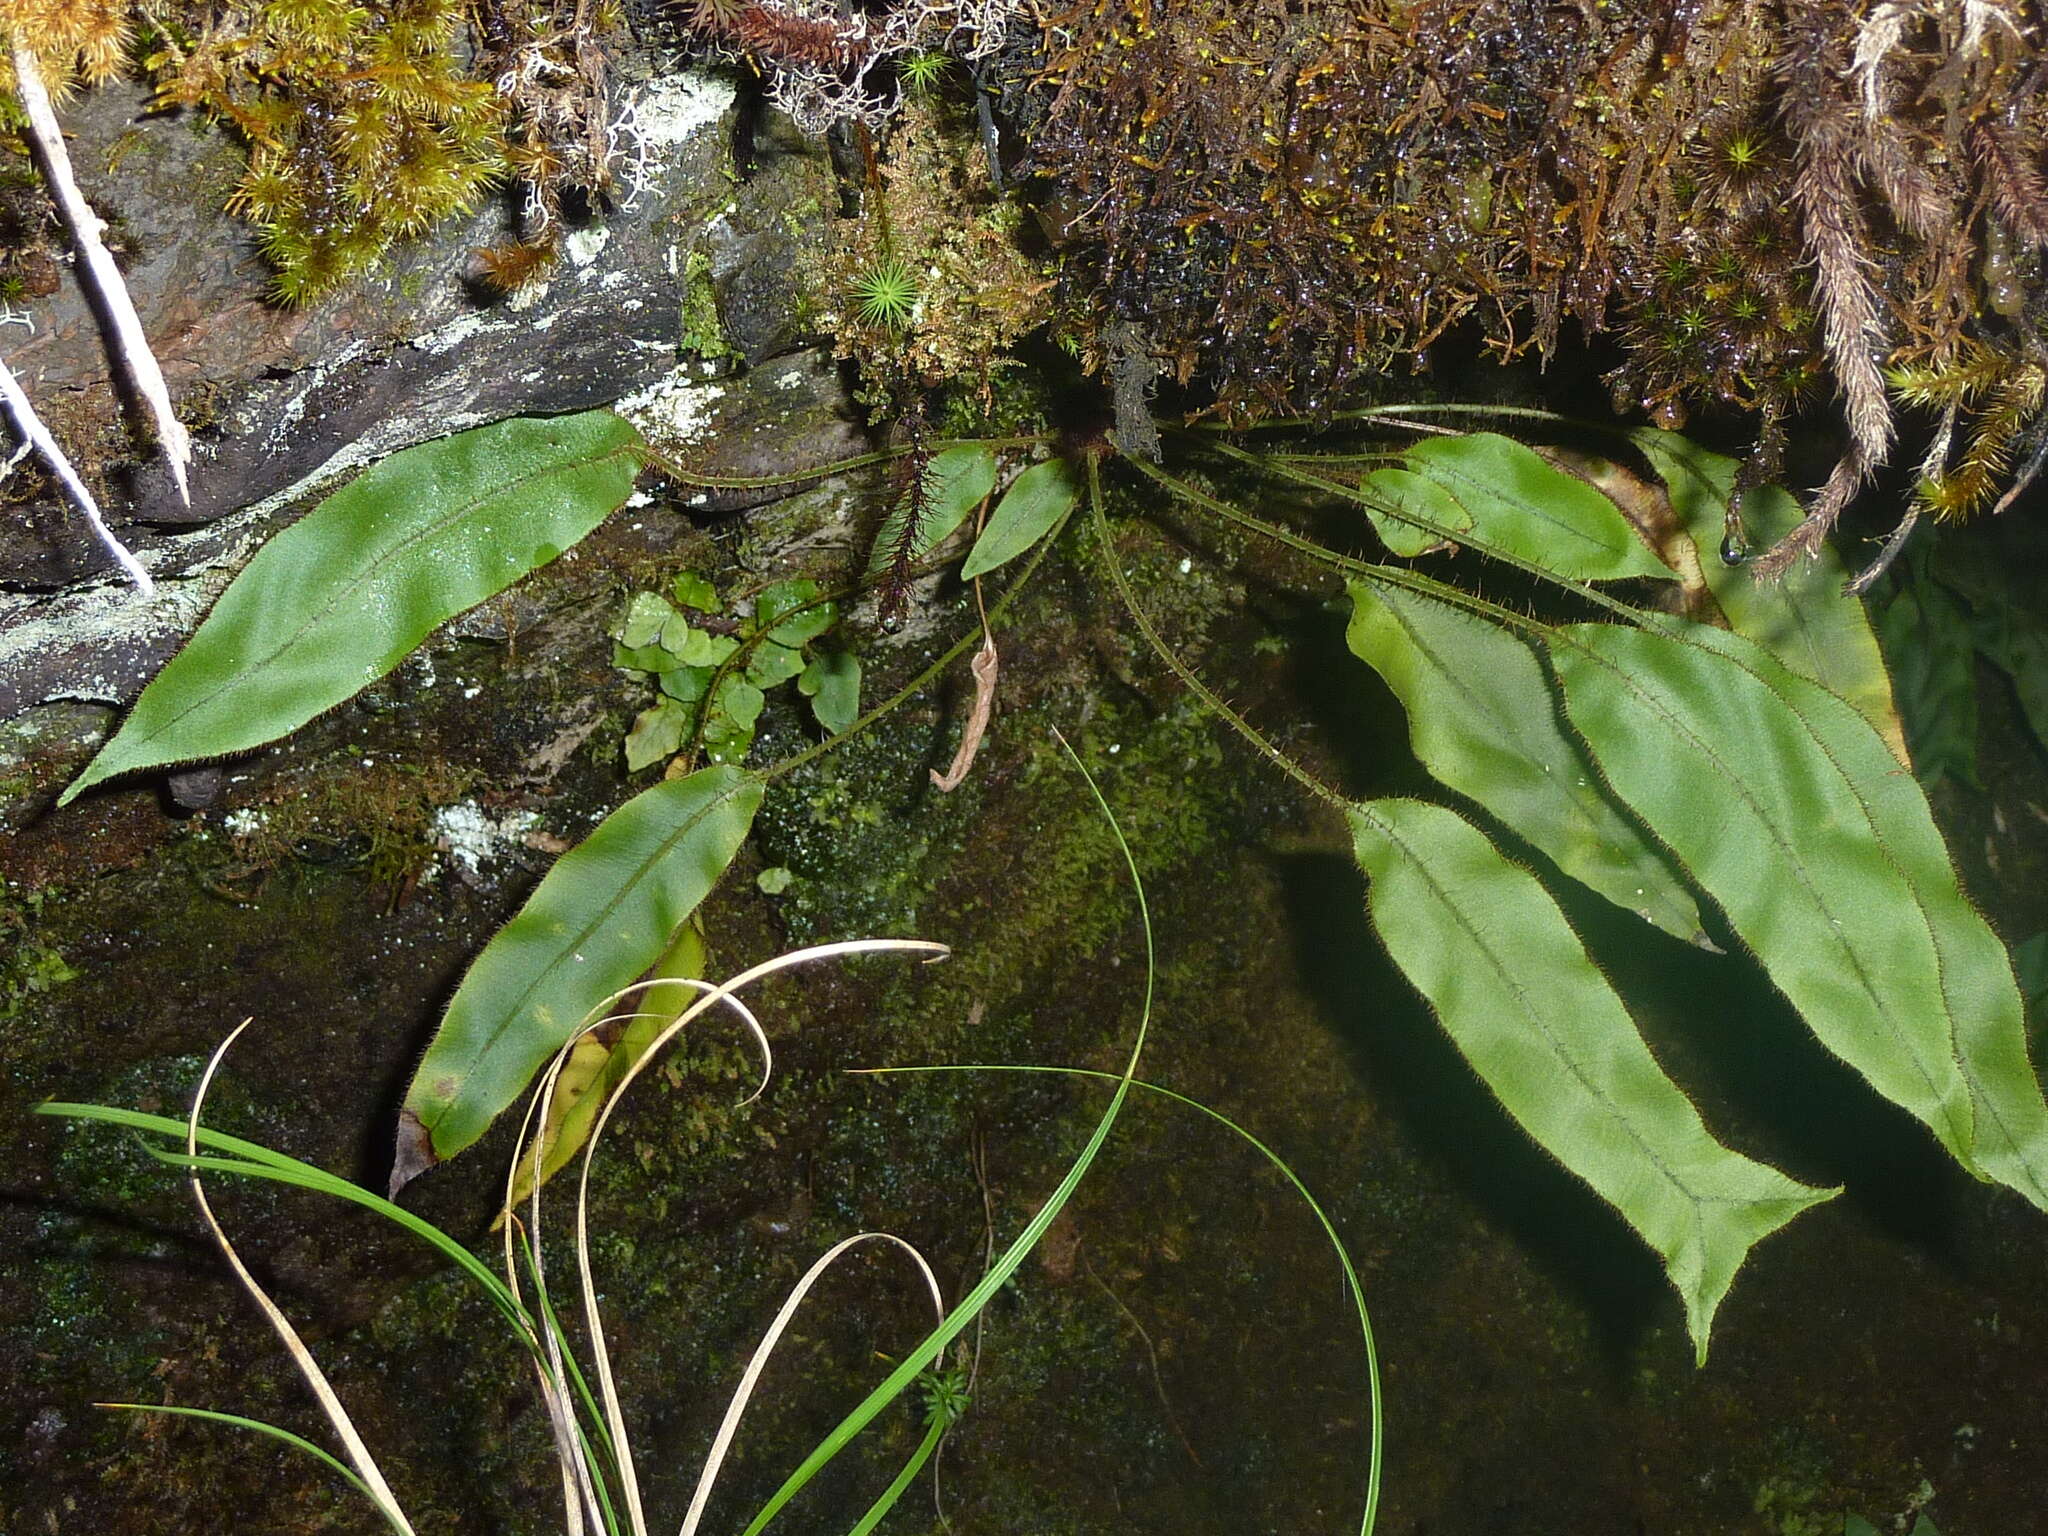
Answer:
[419, 773, 756, 1142]
[120, 438, 639, 758]
[1680, 630, 2048, 1205]
[1357, 803, 1739, 1237]
[1557, 633, 1973, 1154]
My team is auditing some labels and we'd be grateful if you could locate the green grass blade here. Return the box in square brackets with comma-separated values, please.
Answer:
[841, 1418, 946, 1536]
[860, 1065, 1383, 1536]
[95, 1403, 385, 1515]
[37, 1103, 534, 1335]
[514, 1228, 626, 1495]
[735, 735, 1153, 1536]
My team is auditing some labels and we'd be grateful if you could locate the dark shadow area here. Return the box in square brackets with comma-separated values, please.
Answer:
[1550, 868, 1966, 1259]
[1271, 845, 1670, 1372]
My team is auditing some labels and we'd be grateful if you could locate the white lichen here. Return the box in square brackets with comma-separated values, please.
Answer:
[222, 807, 268, 838]
[433, 800, 542, 879]
[613, 366, 726, 450]
[411, 311, 503, 356]
[630, 71, 738, 152]
[565, 225, 611, 268]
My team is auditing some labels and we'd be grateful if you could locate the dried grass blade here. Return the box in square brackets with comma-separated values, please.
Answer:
[183, 1023, 416, 1536]
[677, 1233, 945, 1536]
[569, 941, 948, 1536]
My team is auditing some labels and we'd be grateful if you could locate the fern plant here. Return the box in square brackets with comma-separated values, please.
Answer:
[40, 756, 1382, 1536]
[50, 396, 2048, 1375]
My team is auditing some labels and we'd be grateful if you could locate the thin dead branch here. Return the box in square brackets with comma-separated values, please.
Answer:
[0, 349, 154, 594]
[9, 39, 192, 506]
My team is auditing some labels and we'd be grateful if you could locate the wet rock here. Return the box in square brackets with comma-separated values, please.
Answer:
[0, 59, 862, 733]
[706, 110, 838, 364]
[0, 61, 842, 589]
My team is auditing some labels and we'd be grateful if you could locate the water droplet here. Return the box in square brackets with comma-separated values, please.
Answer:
[1719, 530, 1748, 567]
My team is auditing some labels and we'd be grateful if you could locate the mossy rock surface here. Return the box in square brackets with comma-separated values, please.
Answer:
[6, 445, 2048, 1533]
[4, 38, 2048, 1536]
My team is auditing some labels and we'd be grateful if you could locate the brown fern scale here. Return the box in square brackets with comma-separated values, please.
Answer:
[687, 0, 863, 68]
[878, 406, 937, 633]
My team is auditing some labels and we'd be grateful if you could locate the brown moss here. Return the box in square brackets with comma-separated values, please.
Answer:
[1013, 0, 2048, 552]
[820, 98, 1053, 395]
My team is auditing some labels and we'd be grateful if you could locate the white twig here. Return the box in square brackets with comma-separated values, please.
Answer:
[9, 41, 192, 506]
[570, 938, 948, 1536]
[0, 349, 155, 595]
[185, 1023, 419, 1536]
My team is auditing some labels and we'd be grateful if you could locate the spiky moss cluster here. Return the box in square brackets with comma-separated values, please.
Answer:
[0, 0, 130, 93]
[1021, 0, 2048, 537]
[145, 0, 507, 303]
[1608, 196, 1823, 454]
[819, 99, 1053, 400]
[1889, 341, 2047, 518]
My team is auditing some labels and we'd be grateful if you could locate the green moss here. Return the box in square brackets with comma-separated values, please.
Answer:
[0, 895, 77, 1023]
[198, 753, 475, 903]
[148, 0, 508, 304]
[678, 247, 733, 361]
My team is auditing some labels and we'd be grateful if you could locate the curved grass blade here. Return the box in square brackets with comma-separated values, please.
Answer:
[1350, 797, 1836, 1361]
[503, 923, 709, 1214]
[1628, 428, 1907, 764]
[39, 1102, 537, 1333]
[961, 457, 1080, 578]
[94, 1405, 387, 1517]
[844, 1417, 946, 1536]
[394, 765, 762, 1189]
[174, 1030, 418, 1534]
[735, 734, 1151, 1536]
[677, 1231, 945, 1536]
[859, 1064, 1382, 1536]
[1346, 580, 1705, 944]
[1550, 621, 2048, 1205]
[61, 411, 644, 804]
